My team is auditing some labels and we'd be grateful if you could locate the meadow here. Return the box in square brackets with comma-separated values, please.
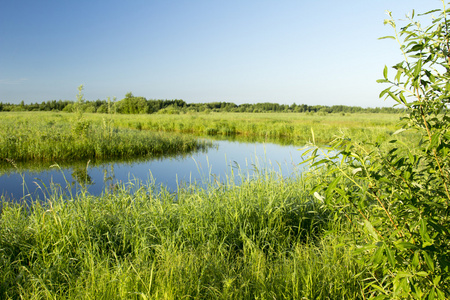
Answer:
[0, 111, 408, 165]
[1, 109, 442, 299]
[0, 111, 395, 298]
[2, 3, 449, 297]
[106, 111, 404, 144]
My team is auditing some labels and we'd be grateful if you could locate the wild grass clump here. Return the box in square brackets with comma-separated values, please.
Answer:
[0, 170, 365, 299]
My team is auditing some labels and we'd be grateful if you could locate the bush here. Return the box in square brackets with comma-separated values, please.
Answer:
[304, 3, 450, 299]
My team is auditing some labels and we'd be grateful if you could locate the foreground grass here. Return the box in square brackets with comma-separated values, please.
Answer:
[0, 170, 365, 299]
[0, 112, 212, 163]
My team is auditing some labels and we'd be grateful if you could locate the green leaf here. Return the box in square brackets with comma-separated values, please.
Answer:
[408, 152, 415, 164]
[423, 251, 435, 272]
[418, 9, 440, 16]
[353, 243, 377, 254]
[414, 59, 423, 77]
[412, 251, 420, 267]
[383, 65, 388, 79]
[395, 241, 418, 250]
[325, 175, 341, 199]
[385, 244, 396, 268]
[428, 287, 436, 300]
[443, 132, 450, 140]
[399, 92, 407, 104]
[310, 183, 326, 195]
[370, 244, 384, 265]
[379, 87, 391, 99]
[396, 271, 413, 278]
[378, 35, 396, 40]
[436, 288, 445, 300]
[311, 159, 330, 168]
[313, 192, 324, 202]
[393, 128, 406, 135]
[410, 44, 425, 52]
[420, 219, 434, 247]
[364, 220, 379, 241]
[388, 91, 400, 103]
[429, 131, 440, 149]
[395, 68, 403, 83]
[370, 284, 388, 296]
[352, 167, 362, 175]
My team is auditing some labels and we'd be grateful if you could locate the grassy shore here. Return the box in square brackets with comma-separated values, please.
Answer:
[0, 169, 365, 299]
[0, 111, 411, 163]
[0, 112, 212, 163]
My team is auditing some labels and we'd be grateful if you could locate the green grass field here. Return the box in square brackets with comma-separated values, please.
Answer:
[109, 111, 405, 143]
[0, 111, 409, 164]
[0, 110, 419, 299]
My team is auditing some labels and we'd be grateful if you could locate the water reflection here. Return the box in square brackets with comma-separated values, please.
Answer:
[71, 163, 93, 187]
[0, 139, 307, 202]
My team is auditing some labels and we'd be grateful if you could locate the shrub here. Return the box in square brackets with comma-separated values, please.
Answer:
[304, 3, 450, 298]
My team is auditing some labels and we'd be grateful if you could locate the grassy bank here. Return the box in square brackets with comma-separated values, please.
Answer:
[0, 170, 365, 299]
[0, 111, 411, 164]
[0, 112, 212, 163]
[1, 111, 411, 157]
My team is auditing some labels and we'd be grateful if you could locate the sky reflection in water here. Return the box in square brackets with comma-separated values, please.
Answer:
[0, 140, 308, 202]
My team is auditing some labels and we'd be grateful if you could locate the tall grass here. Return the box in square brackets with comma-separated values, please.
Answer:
[0, 112, 212, 163]
[1, 111, 412, 148]
[110, 111, 408, 144]
[0, 168, 365, 299]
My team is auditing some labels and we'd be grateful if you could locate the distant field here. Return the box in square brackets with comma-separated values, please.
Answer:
[94, 111, 406, 143]
[9, 110, 406, 138]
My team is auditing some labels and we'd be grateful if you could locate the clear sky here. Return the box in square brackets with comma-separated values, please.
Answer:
[0, 0, 442, 107]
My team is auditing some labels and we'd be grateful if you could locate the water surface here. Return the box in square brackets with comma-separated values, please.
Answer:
[1, 139, 307, 202]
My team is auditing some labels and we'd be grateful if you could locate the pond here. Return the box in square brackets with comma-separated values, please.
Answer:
[0, 139, 309, 202]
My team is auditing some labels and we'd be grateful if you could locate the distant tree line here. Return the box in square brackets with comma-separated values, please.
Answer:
[0, 93, 406, 114]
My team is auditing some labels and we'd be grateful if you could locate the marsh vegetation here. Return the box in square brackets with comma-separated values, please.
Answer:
[1, 3, 450, 298]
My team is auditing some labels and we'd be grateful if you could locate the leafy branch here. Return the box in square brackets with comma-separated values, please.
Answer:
[304, 2, 450, 298]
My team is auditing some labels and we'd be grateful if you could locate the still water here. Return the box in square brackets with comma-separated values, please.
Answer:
[0, 139, 308, 202]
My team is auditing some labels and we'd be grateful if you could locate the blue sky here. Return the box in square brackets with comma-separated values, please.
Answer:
[0, 0, 442, 107]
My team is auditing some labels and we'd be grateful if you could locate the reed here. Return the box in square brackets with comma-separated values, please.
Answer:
[0, 112, 212, 163]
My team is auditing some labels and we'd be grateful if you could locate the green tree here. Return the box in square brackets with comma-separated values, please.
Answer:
[116, 92, 149, 114]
